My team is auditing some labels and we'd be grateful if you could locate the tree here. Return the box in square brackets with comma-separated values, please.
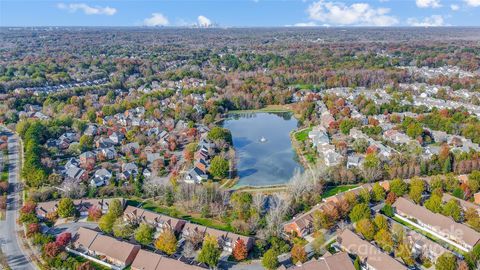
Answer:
[155, 228, 178, 255]
[390, 178, 408, 197]
[57, 198, 75, 218]
[134, 224, 155, 246]
[442, 199, 463, 222]
[198, 235, 221, 268]
[424, 194, 442, 213]
[349, 203, 371, 223]
[98, 213, 116, 234]
[385, 192, 397, 205]
[107, 199, 124, 217]
[372, 183, 386, 201]
[409, 178, 425, 204]
[353, 255, 361, 270]
[381, 204, 394, 217]
[359, 189, 371, 204]
[374, 214, 388, 231]
[362, 153, 382, 181]
[76, 262, 95, 270]
[456, 261, 469, 270]
[56, 232, 71, 247]
[209, 156, 229, 179]
[353, 138, 369, 154]
[88, 206, 102, 221]
[207, 127, 232, 144]
[44, 242, 61, 257]
[339, 119, 358, 135]
[291, 244, 307, 264]
[395, 242, 414, 266]
[374, 229, 394, 253]
[311, 232, 325, 256]
[435, 253, 457, 270]
[232, 239, 248, 261]
[355, 219, 375, 241]
[112, 219, 134, 239]
[262, 249, 279, 270]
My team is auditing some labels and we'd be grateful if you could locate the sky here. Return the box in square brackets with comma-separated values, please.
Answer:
[1, 0, 480, 27]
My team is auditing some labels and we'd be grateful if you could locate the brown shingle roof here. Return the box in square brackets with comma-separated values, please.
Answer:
[131, 249, 162, 270]
[89, 234, 140, 265]
[338, 229, 407, 270]
[393, 197, 480, 248]
[289, 252, 355, 270]
[72, 227, 99, 250]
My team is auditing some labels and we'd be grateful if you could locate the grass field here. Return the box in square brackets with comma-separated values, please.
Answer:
[127, 199, 234, 232]
[294, 127, 312, 142]
[321, 185, 358, 199]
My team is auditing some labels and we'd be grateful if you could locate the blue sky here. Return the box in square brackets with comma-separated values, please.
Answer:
[1, 0, 480, 27]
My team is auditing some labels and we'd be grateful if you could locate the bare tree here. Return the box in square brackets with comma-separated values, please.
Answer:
[265, 196, 289, 238]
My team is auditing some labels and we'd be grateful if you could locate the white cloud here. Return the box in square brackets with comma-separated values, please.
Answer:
[416, 0, 442, 8]
[57, 3, 117, 15]
[143, 13, 169, 26]
[407, 15, 445, 26]
[464, 0, 480, 7]
[197, 15, 212, 27]
[294, 22, 319, 26]
[307, 0, 398, 26]
[450, 4, 460, 10]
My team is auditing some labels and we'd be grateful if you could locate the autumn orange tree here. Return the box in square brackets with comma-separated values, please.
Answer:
[232, 239, 248, 261]
[155, 228, 177, 255]
[291, 244, 307, 264]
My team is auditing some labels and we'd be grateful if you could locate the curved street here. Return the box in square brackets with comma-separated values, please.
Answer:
[0, 128, 36, 270]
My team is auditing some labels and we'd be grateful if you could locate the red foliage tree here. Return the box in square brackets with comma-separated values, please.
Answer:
[232, 239, 248, 261]
[0, 181, 9, 193]
[88, 206, 102, 221]
[76, 262, 95, 270]
[27, 223, 40, 237]
[385, 192, 397, 205]
[20, 201, 37, 214]
[44, 242, 61, 258]
[56, 232, 72, 247]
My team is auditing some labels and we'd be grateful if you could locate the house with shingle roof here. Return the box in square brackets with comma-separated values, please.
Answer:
[71, 227, 140, 269]
[286, 252, 355, 270]
[393, 197, 480, 252]
[337, 229, 408, 270]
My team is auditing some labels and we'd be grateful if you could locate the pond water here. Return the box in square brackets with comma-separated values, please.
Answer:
[222, 112, 303, 187]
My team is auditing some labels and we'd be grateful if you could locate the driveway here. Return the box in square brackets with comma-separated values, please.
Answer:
[0, 129, 36, 270]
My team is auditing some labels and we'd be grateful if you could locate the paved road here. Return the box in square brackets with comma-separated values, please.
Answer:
[0, 129, 36, 270]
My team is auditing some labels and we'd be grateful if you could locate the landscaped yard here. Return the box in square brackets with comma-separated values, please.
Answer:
[321, 185, 358, 199]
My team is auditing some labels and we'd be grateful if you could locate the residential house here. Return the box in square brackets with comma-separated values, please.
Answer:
[337, 229, 407, 270]
[79, 151, 96, 170]
[405, 229, 450, 263]
[121, 142, 140, 155]
[99, 147, 117, 160]
[393, 197, 480, 252]
[131, 249, 202, 270]
[71, 227, 140, 269]
[84, 125, 98, 136]
[286, 252, 355, 270]
[123, 206, 186, 234]
[120, 163, 139, 180]
[442, 193, 480, 214]
[90, 168, 112, 187]
[65, 165, 88, 181]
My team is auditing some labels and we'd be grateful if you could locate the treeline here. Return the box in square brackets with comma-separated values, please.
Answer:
[17, 118, 70, 187]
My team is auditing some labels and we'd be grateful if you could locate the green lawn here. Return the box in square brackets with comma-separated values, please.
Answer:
[294, 128, 312, 142]
[321, 185, 358, 199]
[127, 199, 234, 232]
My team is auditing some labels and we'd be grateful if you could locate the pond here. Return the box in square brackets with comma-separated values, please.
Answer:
[222, 112, 303, 187]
